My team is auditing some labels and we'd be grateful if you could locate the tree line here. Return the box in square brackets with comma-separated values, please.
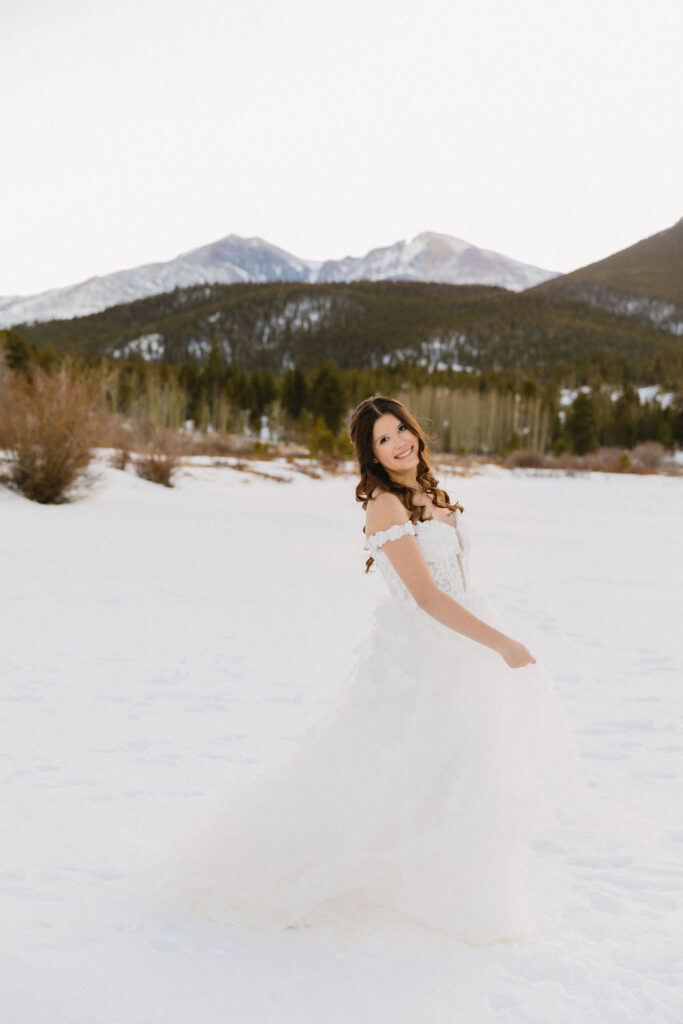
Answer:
[2, 328, 681, 456]
[15, 279, 683, 390]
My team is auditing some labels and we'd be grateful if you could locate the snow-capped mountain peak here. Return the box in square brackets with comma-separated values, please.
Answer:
[311, 231, 554, 291]
[0, 232, 558, 328]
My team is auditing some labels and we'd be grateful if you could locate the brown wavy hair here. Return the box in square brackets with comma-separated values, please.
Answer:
[348, 395, 464, 572]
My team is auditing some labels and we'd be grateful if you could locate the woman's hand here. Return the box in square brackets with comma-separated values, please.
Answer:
[499, 638, 537, 668]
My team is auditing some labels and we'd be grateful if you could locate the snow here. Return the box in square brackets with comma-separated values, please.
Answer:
[564, 386, 676, 410]
[112, 333, 165, 361]
[2, 460, 682, 1023]
[0, 233, 558, 328]
[636, 386, 676, 409]
[321, 233, 557, 291]
[186, 338, 212, 359]
[559, 385, 593, 406]
[572, 289, 683, 337]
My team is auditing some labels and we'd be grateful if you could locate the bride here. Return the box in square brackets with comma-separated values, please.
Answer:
[357, 397, 537, 670]
[157, 395, 649, 945]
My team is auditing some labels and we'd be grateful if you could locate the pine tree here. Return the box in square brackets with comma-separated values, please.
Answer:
[178, 362, 202, 421]
[566, 391, 598, 454]
[1, 329, 33, 372]
[247, 369, 278, 430]
[281, 367, 309, 420]
[611, 386, 639, 448]
[309, 360, 347, 434]
[203, 341, 227, 394]
[227, 364, 252, 413]
[36, 343, 59, 373]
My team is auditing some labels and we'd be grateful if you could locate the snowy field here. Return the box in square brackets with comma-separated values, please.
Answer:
[2, 457, 682, 1024]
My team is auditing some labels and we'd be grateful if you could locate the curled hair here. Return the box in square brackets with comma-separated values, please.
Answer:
[348, 395, 464, 572]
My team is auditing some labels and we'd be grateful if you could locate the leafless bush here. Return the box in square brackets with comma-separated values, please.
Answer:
[129, 414, 160, 449]
[110, 446, 131, 471]
[319, 451, 346, 474]
[582, 447, 627, 473]
[631, 442, 666, 469]
[133, 421, 182, 487]
[135, 451, 180, 486]
[107, 421, 134, 471]
[504, 448, 546, 469]
[543, 451, 585, 472]
[0, 366, 109, 503]
[188, 431, 254, 456]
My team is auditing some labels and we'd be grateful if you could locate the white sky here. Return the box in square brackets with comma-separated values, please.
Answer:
[2, 0, 681, 296]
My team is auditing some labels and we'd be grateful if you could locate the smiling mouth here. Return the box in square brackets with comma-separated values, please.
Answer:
[395, 445, 414, 460]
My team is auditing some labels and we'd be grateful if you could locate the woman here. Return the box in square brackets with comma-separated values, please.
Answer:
[354, 395, 537, 669]
[156, 396, 649, 945]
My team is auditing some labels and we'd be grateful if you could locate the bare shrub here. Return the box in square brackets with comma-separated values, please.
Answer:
[504, 448, 546, 469]
[190, 432, 254, 456]
[110, 446, 131, 471]
[133, 421, 181, 487]
[632, 442, 666, 469]
[548, 451, 585, 472]
[107, 420, 134, 471]
[582, 447, 627, 473]
[319, 451, 352, 475]
[135, 451, 180, 486]
[129, 414, 160, 449]
[0, 367, 109, 503]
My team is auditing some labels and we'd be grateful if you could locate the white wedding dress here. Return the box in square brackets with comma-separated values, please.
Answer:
[156, 510, 652, 945]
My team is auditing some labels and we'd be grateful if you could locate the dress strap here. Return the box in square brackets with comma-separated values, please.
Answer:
[365, 521, 416, 551]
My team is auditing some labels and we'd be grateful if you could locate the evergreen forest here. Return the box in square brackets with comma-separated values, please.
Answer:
[3, 278, 682, 457]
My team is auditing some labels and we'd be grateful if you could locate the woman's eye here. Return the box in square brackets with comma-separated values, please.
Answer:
[398, 424, 406, 432]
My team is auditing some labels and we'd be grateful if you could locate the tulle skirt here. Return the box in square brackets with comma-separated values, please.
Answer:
[152, 589, 655, 945]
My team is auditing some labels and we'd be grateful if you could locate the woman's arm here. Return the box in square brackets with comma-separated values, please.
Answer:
[366, 493, 535, 668]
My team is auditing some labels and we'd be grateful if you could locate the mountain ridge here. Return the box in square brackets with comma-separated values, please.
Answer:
[526, 218, 683, 334]
[0, 231, 557, 329]
[15, 279, 681, 387]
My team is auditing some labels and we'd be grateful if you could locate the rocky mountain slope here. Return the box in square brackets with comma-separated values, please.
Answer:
[0, 232, 557, 328]
[526, 218, 683, 334]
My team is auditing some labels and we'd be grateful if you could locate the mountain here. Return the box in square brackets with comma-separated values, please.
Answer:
[0, 232, 557, 329]
[16, 279, 681, 386]
[0, 236, 313, 329]
[311, 231, 555, 291]
[526, 218, 683, 334]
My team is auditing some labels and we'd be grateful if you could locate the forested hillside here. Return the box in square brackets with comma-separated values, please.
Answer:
[528, 218, 683, 333]
[16, 280, 683, 387]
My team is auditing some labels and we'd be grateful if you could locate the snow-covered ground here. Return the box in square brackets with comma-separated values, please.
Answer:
[2, 459, 682, 1023]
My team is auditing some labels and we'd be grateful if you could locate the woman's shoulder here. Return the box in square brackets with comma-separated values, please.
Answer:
[367, 487, 404, 509]
[365, 489, 410, 531]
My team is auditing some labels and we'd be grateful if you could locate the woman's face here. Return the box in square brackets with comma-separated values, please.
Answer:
[371, 413, 420, 476]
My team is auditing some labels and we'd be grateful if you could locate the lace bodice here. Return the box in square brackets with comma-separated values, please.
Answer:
[365, 509, 471, 602]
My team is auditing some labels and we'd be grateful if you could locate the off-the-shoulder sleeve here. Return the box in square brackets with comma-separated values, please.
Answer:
[365, 521, 416, 551]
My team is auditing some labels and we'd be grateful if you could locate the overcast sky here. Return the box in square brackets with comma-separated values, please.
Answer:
[2, 0, 681, 296]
